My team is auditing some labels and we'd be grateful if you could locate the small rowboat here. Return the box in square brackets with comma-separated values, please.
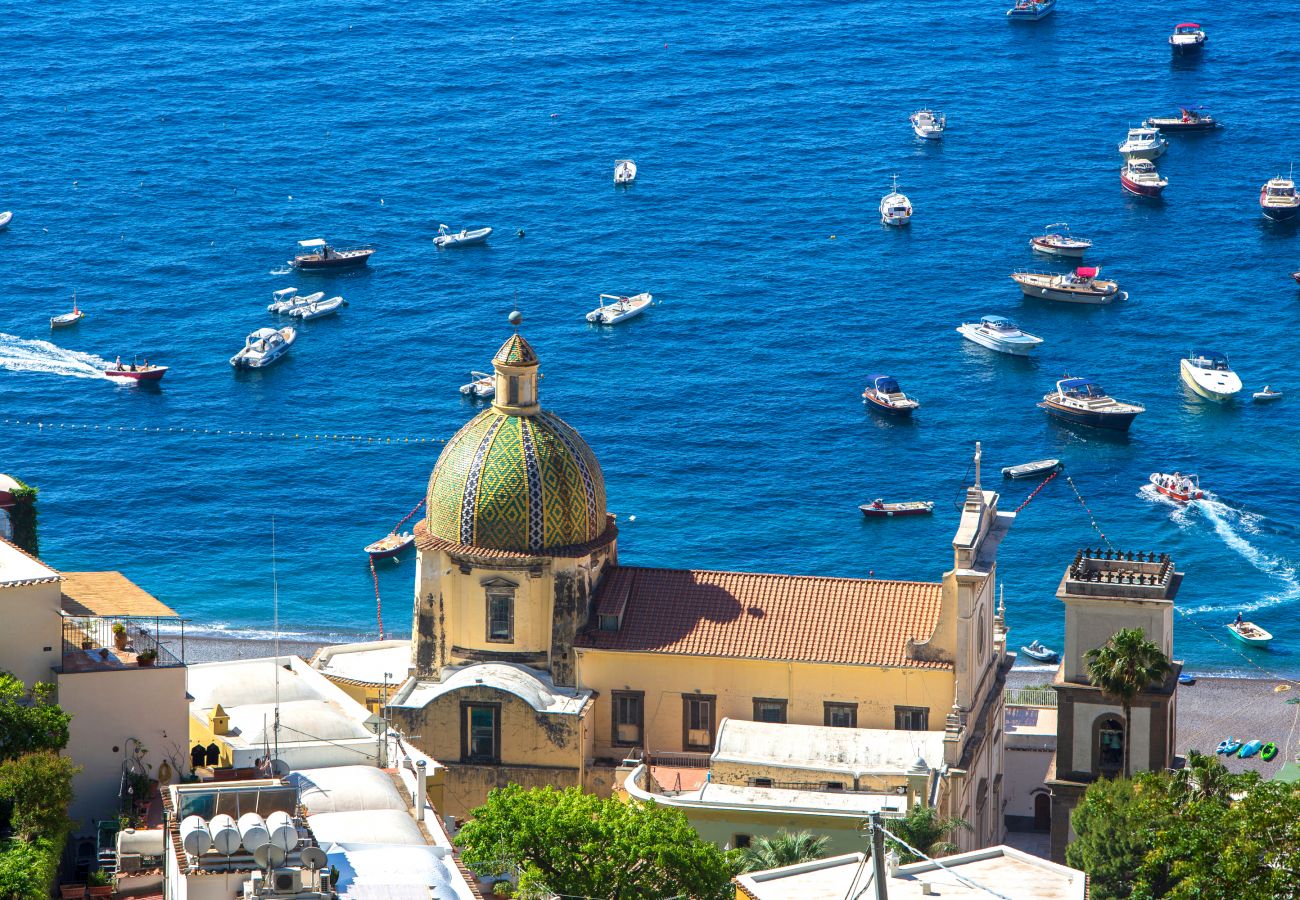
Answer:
[1238, 739, 1263, 759]
[1253, 386, 1283, 402]
[859, 499, 934, 518]
[365, 531, 414, 559]
[1227, 620, 1272, 647]
[105, 362, 168, 382]
[1002, 459, 1061, 479]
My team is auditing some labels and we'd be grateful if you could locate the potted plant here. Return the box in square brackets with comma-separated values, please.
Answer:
[136, 648, 158, 667]
[112, 622, 128, 650]
[87, 869, 113, 898]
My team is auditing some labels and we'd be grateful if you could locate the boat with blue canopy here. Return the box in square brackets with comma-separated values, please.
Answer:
[1038, 377, 1145, 431]
[862, 374, 920, 416]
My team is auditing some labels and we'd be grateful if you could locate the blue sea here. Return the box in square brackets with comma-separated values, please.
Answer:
[3, 1, 1297, 676]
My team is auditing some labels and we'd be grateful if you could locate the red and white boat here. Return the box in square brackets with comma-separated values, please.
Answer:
[105, 359, 168, 382]
[365, 531, 414, 559]
[859, 499, 934, 518]
[1149, 472, 1203, 503]
[1121, 159, 1167, 197]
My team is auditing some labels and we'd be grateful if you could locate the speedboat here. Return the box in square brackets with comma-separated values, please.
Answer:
[50, 294, 84, 329]
[1169, 22, 1206, 52]
[1020, 641, 1059, 664]
[1030, 223, 1092, 258]
[230, 327, 296, 369]
[1144, 106, 1222, 133]
[1260, 173, 1299, 222]
[1117, 127, 1168, 161]
[1227, 620, 1272, 647]
[910, 108, 945, 140]
[1121, 159, 1168, 198]
[460, 371, 495, 400]
[586, 292, 653, 325]
[104, 360, 168, 382]
[269, 290, 324, 314]
[1149, 472, 1203, 502]
[0, 211, 11, 229]
[862, 375, 920, 416]
[614, 159, 637, 184]
[859, 499, 934, 518]
[1002, 459, 1062, 479]
[268, 287, 298, 312]
[434, 224, 492, 248]
[365, 531, 414, 559]
[1253, 386, 1283, 402]
[290, 239, 375, 271]
[880, 176, 912, 226]
[291, 296, 346, 320]
[1038, 377, 1145, 431]
[1180, 351, 1243, 402]
[957, 315, 1043, 356]
[1011, 267, 1124, 304]
[1006, 0, 1055, 19]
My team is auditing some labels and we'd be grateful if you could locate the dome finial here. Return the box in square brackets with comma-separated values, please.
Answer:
[509, 310, 522, 329]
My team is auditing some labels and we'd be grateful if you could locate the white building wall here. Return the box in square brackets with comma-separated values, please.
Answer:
[0, 581, 61, 687]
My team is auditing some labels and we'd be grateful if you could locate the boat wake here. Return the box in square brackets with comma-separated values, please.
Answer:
[1175, 497, 1300, 615]
[0, 333, 112, 380]
[268, 266, 292, 275]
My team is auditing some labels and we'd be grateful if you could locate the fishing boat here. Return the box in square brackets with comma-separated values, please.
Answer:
[1169, 22, 1206, 52]
[1121, 159, 1168, 198]
[1020, 641, 1060, 664]
[1030, 223, 1092, 258]
[1180, 351, 1243, 402]
[879, 176, 912, 226]
[1006, 0, 1055, 20]
[1253, 386, 1283, 402]
[50, 294, 84, 329]
[434, 224, 492, 248]
[586, 292, 653, 325]
[1226, 620, 1273, 647]
[365, 531, 414, 559]
[291, 296, 347, 320]
[460, 371, 495, 400]
[1011, 267, 1124, 304]
[1260, 173, 1299, 222]
[861, 374, 920, 416]
[1149, 472, 1203, 502]
[1238, 740, 1263, 759]
[1143, 106, 1222, 132]
[614, 159, 637, 184]
[1002, 458, 1062, 479]
[104, 360, 168, 382]
[269, 290, 323, 314]
[1117, 127, 1168, 161]
[230, 327, 296, 369]
[290, 239, 375, 271]
[909, 108, 945, 140]
[859, 499, 934, 518]
[956, 315, 1043, 356]
[0, 211, 11, 229]
[1038, 377, 1145, 431]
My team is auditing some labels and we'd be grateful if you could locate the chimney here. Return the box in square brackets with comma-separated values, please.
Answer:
[414, 760, 428, 821]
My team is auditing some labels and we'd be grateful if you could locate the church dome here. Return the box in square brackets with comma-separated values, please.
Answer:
[425, 328, 607, 553]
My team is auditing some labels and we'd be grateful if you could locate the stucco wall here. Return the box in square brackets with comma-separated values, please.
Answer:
[1003, 746, 1052, 828]
[0, 581, 61, 687]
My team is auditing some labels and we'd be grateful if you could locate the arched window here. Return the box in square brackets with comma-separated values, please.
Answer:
[1095, 716, 1125, 774]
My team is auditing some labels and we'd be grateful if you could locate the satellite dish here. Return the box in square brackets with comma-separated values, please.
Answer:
[253, 844, 287, 869]
[269, 758, 291, 777]
[362, 714, 386, 735]
[301, 846, 328, 870]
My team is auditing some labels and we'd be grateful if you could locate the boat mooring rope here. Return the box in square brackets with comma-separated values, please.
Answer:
[1064, 475, 1115, 551]
[391, 498, 425, 533]
[2, 417, 447, 445]
[1014, 470, 1059, 514]
[370, 557, 384, 641]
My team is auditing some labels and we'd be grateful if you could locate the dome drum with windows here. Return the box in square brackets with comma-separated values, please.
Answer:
[425, 318, 608, 554]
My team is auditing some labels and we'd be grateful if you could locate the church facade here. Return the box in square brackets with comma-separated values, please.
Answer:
[387, 326, 1016, 850]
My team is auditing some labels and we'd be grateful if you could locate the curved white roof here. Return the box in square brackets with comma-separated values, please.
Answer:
[391, 663, 590, 715]
[712, 718, 946, 775]
[289, 766, 407, 815]
[233, 700, 371, 744]
[308, 809, 425, 847]
[326, 843, 455, 895]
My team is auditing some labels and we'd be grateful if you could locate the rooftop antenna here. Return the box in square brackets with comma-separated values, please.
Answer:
[272, 516, 280, 766]
[974, 441, 982, 490]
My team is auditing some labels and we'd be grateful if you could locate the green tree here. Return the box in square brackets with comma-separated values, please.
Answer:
[0, 838, 62, 900]
[1084, 628, 1172, 777]
[738, 830, 829, 872]
[7, 481, 39, 558]
[0, 751, 79, 842]
[457, 784, 737, 900]
[0, 674, 71, 761]
[1066, 775, 1167, 899]
[885, 804, 970, 863]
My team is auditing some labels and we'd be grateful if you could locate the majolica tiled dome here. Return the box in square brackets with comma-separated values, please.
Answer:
[425, 333, 607, 553]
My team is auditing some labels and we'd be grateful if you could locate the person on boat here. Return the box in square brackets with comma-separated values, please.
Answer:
[1235, 611, 1244, 626]
[115, 356, 123, 371]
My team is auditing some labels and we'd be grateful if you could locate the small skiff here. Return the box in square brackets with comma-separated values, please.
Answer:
[460, 371, 495, 400]
[1149, 472, 1203, 503]
[365, 531, 415, 559]
[292, 296, 347, 320]
[1020, 640, 1060, 663]
[1227, 620, 1272, 647]
[1002, 459, 1062, 479]
[434, 224, 492, 248]
[614, 159, 637, 184]
[1178, 672, 1197, 686]
[105, 362, 168, 382]
[1253, 386, 1283, 402]
[586, 292, 653, 325]
[859, 499, 934, 518]
[0, 211, 12, 229]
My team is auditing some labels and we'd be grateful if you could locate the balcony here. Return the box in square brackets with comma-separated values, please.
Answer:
[57, 571, 185, 674]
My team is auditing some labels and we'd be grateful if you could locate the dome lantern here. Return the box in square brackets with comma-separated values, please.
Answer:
[492, 312, 540, 416]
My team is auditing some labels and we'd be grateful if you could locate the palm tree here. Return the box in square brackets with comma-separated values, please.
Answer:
[1085, 627, 1173, 778]
[1173, 750, 1235, 803]
[886, 805, 971, 863]
[738, 830, 829, 872]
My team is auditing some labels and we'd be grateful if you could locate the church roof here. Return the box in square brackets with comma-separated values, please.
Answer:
[576, 566, 948, 669]
[493, 333, 538, 365]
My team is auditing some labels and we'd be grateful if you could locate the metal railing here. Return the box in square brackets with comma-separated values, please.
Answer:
[60, 616, 184, 672]
[1004, 687, 1057, 708]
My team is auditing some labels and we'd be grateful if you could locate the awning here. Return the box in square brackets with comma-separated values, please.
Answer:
[1075, 266, 1098, 278]
[60, 571, 178, 618]
[298, 239, 327, 248]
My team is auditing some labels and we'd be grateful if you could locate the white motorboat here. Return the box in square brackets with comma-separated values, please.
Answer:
[1149, 472, 1203, 503]
[0, 211, 11, 229]
[1180, 351, 1243, 402]
[1169, 22, 1206, 53]
[957, 315, 1043, 356]
[586, 292, 653, 325]
[1011, 267, 1125, 304]
[1121, 159, 1168, 198]
[1030, 223, 1092, 258]
[1260, 173, 1299, 222]
[861, 375, 920, 416]
[268, 290, 323, 314]
[459, 371, 495, 400]
[1253, 386, 1283, 402]
[614, 159, 637, 184]
[434, 224, 492, 248]
[880, 176, 912, 226]
[292, 296, 347, 321]
[50, 293, 84, 329]
[910, 108, 945, 140]
[1002, 459, 1062, 479]
[230, 327, 297, 369]
[1117, 127, 1168, 160]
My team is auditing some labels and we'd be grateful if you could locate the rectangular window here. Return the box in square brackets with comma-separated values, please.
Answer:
[611, 691, 644, 746]
[682, 694, 716, 750]
[751, 778, 773, 788]
[734, 834, 752, 849]
[752, 698, 788, 724]
[486, 592, 513, 642]
[822, 781, 845, 792]
[824, 702, 857, 728]
[461, 702, 500, 763]
[894, 706, 929, 731]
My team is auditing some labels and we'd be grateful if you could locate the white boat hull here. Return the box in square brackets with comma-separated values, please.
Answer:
[1030, 239, 1088, 258]
[1119, 145, 1167, 161]
[957, 324, 1040, 356]
[912, 125, 943, 140]
[1180, 360, 1242, 401]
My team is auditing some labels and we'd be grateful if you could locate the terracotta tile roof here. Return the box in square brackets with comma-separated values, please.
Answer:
[576, 566, 949, 669]
[60, 571, 178, 618]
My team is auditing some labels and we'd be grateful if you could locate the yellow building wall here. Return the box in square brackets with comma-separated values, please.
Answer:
[0, 581, 62, 688]
[575, 649, 954, 759]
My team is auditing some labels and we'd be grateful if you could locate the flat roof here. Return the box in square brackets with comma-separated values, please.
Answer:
[60, 571, 177, 617]
[713, 718, 947, 775]
[313, 640, 412, 685]
[0, 537, 60, 588]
